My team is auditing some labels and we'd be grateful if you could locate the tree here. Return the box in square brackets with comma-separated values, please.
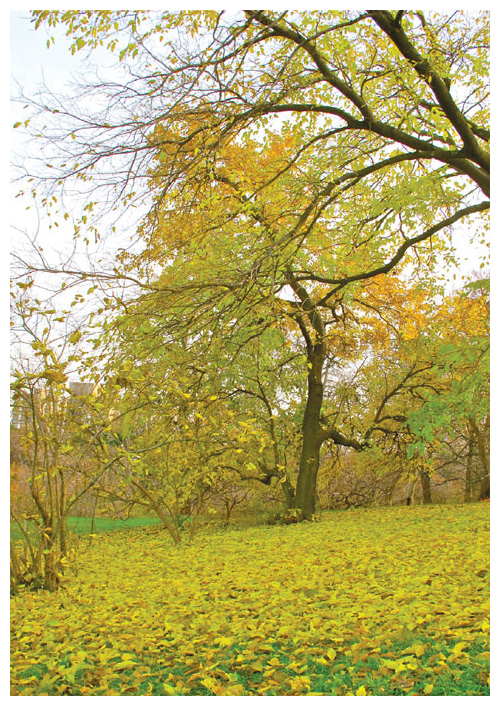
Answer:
[94, 315, 301, 529]
[10, 288, 122, 590]
[14, 11, 489, 518]
[310, 272, 489, 507]
[407, 277, 489, 500]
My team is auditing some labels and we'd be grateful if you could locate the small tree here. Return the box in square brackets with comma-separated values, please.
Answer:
[10, 293, 118, 591]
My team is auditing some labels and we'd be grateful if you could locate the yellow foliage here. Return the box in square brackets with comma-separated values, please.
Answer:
[10, 504, 489, 696]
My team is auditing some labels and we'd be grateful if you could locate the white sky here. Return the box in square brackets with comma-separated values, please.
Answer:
[10, 11, 120, 251]
[11, 11, 77, 88]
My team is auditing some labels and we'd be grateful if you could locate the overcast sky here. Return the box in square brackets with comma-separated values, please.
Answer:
[10, 11, 128, 269]
[11, 11, 73, 89]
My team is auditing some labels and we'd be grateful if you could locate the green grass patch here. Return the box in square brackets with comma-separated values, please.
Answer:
[10, 515, 162, 541]
[67, 515, 163, 535]
[11, 503, 489, 696]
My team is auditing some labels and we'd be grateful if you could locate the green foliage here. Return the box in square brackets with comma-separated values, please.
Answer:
[407, 282, 489, 458]
[11, 504, 489, 695]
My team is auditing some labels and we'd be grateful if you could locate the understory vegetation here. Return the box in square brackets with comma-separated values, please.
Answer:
[11, 504, 489, 696]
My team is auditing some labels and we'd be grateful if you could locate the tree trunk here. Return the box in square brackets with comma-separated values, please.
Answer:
[286, 273, 365, 519]
[131, 480, 181, 544]
[294, 422, 322, 518]
[282, 477, 296, 509]
[90, 493, 99, 534]
[10, 540, 22, 592]
[479, 474, 490, 500]
[420, 469, 432, 504]
[41, 530, 60, 591]
[469, 418, 490, 500]
[407, 476, 418, 505]
[464, 430, 475, 502]
[294, 346, 325, 519]
[43, 549, 60, 592]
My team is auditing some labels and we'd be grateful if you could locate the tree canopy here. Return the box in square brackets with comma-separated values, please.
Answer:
[12, 10, 489, 522]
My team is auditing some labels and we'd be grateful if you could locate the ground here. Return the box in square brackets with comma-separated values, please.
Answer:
[10, 504, 489, 696]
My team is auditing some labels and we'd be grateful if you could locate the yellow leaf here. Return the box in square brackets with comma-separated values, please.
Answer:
[68, 330, 83, 344]
[326, 647, 337, 661]
[423, 684, 434, 695]
[114, 659, 137, 670]
[289, 675, 311, 693]
[403, 643, 426, 658]
[356, 685, 367, 695]
[215, 636, 233, 647]
[451, 642, 467, 655]
[224, 684, 245, 695]
[201, 677, 219, 694]
[414, 643, 426, 658]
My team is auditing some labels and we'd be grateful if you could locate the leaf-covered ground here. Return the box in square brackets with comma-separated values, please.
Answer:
[11, 504, 489, 696]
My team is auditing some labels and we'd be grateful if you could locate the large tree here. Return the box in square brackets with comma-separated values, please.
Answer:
[14, 10, 489, 517]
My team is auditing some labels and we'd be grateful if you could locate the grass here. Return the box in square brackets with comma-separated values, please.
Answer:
[10, 503, 489, 696]
[66, 515, 163, 535]
[10, 515, 162, 542]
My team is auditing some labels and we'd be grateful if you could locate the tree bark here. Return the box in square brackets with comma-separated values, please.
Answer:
[131, 480, 181, 544]
[282, 477, 296, 509]
[294, 422, 322, 518]
[468, 418, 490, 500]
[464, 430, 475, 502]
[420, 468, 432, 505]
[43, 547, 60, 592]
[293, 345, 325, 519]
[286, 273, 364, 518]
[407, 477, 418, 505]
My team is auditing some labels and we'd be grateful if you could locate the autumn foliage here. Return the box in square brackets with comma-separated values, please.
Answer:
[10, 9, 489, 697]
[11, 504, 489, 696]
